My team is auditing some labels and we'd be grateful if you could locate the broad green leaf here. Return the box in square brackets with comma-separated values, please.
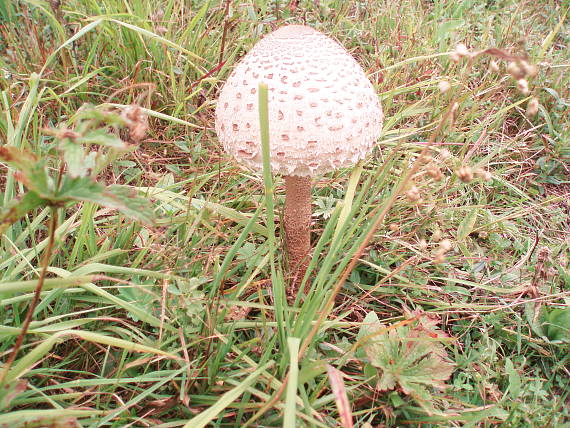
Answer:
[106, 185, 155, 224]
[505, 358, 521, 399]
[436, 19, 465, 42]
[544, 308, 570, 342]
[0, 191, 46, 234]
[73, 106, 127, 126]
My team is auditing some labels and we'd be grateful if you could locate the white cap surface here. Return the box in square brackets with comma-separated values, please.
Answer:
[215, 25, 383, 177]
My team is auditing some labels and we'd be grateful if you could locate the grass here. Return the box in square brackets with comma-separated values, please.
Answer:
[1, 0, 569, 426]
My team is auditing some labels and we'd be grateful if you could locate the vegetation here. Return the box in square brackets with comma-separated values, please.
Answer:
[0, 0, 568, 426]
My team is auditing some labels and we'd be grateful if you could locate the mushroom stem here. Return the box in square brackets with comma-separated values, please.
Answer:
[284, 175, 312, 290]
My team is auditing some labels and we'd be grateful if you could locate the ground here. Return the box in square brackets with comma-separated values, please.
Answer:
[0, 0, 568, 427]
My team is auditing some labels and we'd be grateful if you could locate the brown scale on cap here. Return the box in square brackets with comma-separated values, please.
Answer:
[215, 24, 383, 295]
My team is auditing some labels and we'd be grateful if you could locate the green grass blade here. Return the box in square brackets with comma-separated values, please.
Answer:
[183, 362, 273, 428]
[258, 82, 287, 351]
[284, 337, 301, 428]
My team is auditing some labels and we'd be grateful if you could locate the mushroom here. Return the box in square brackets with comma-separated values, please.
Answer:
[215, 24, 383, 291]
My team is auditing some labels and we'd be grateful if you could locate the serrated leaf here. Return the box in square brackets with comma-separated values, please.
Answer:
[61, 139, 86, 177]
[0, 146, 53, 195]
[298, 360, 327, 385]
[358, 311, 455, 415]
[56, 177, 154, 224]
[0, 191, 47, 234]
[77, 129, 129, 149]
[0, 145, 37, 170]
[74, 107, 127, 127]
[106, 185, 155, 224]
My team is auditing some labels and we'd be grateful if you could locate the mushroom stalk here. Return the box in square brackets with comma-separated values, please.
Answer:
[284, 175, 312, 288]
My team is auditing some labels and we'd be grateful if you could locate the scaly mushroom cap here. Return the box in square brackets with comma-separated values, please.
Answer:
[215, 25, 383, 177]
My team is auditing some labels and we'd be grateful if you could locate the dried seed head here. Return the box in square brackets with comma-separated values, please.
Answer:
[224, 305, 252, 321]
[426, 164, 444, 181]
[419, 239, 428, 251]
[520, 60, 538, 77]
[432, 230, 442, 242]
[438, 80, 451, 94]
[526, 97, 539, 118]
[456, 166, 474, 183]
[517, 78, 530, 95]
[478, 230, 488, 239]
[389, 223, 399, 232]
[439, 148, 452, 161]
[507, 62, 524, 79]
[406, 185, 421, 202]
[475, 168, 492, 181]
[152, 8, 164, 21]
[455, 43, 469, 57]
[122, 105, 148, 143]
[449, 102, 460, 127]
[56, 127, 80, 141]
[434, 252, 446, 264]
[439, 239, 453, 252]
[489, 60, 500, 72]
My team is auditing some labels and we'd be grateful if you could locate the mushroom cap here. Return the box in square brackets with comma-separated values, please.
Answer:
[215, 25, 383, 177]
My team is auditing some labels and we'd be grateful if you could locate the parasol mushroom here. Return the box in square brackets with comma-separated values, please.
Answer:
[215, 24, 383, 292]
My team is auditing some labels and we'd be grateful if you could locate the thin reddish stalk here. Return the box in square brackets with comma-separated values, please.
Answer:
[0, 208, 58, 386]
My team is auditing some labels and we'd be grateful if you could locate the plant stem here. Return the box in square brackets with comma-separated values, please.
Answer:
[284, 175, 312, 293]
[0, 207, 58, 386]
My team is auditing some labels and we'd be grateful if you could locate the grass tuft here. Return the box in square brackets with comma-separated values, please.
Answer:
[0, 0, 568, 426]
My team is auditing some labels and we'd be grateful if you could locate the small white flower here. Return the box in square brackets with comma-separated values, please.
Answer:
[455, 43, 469, 57]
[526, 97, 539, 117]
[521, 61, 538, 77]
[439, 148, 452, 161]
[438, 80, 451, 93]
[517, 78, 529, 95]
[507, 62, 524, 79]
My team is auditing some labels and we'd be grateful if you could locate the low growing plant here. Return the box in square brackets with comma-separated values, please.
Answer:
[0, 101, 154, 391]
